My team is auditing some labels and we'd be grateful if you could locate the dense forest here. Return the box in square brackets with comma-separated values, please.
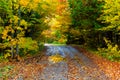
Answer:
[0, 0, 120, 61]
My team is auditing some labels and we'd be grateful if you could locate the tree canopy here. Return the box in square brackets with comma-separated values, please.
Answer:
[0, 0, 120, 61]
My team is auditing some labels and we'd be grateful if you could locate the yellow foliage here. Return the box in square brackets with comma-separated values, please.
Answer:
[18, 37, 39, 52]
[56, 4, 66, 14]
[2, 30, 8, 39]
[41, 30, 55, 38]
[111, 45, 118, 52]
[19, 0, 29, 7]
[40, 0, 71, 43]
[117, 26, 120, 31]
[4, 53, 11, 59]
[20, 19, 28, 29]
[10, 39, 18, 46]
[48, 54, 65, 63]
[58, 38, 67, 43]
[98, 0, 120, 31]
[49, 18, 61, 28]
[2, 26, 15, 40]
[8, 36, 12, 40]
[19, 0, 41, 10]
[13, 16, 19, 24]
[9, 16, 19, 24]
[16, 26, 23, 31]
[98, 37, 120, 54]
[18, 37, 25, 44]
[34, 0, 40, 3]
[0, 43, 6, 48]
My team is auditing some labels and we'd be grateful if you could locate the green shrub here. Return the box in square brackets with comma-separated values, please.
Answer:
[19, 37, 39, 56]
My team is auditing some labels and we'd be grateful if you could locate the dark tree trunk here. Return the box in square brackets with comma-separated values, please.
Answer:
[16, 4, 21, 56]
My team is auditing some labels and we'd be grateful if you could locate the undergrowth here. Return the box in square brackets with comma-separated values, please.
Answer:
[81, 38, 120, 62]
[97, 38, 120, 62]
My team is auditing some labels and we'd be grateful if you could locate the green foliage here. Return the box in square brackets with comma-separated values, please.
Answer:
[38, 42, 44, 51]
[19, 37, 39, 55]
[98, 0, 120, 31]
[0, 27, 4, 34]
[98, 37, 120, 61]
[67, 0, 103, 46]
[68, 0, 102, 28]
[0, 0, 47, 60]
[0, 56, 9, 62]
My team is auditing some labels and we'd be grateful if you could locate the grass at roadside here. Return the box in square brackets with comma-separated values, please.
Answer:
[44, 43, 66, 46]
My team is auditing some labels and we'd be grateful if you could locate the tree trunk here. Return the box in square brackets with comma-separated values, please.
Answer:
[11, 0, 15, 59]
[11, 45, 14, 59]
[16, 4, 21, 56]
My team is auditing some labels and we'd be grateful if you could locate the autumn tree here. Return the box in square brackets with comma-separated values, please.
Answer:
[98, 0, 120, 44]
[41, 0, 71, 44]
[0, 0, 47, 59]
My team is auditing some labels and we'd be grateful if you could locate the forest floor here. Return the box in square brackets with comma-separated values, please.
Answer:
[0, 46, 120, 80]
